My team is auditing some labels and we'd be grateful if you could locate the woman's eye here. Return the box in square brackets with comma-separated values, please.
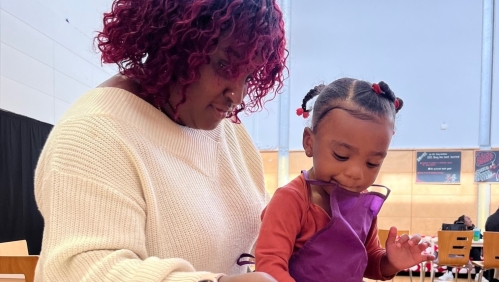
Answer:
[218, 61, 227, 69]
[334, 153, 348, 161]
[217, 61, 232, 78]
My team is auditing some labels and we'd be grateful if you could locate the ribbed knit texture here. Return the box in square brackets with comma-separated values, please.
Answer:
[34, 88, 268, 282]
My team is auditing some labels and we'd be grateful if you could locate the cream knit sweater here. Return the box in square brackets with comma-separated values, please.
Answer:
[34, 88, 268, 282]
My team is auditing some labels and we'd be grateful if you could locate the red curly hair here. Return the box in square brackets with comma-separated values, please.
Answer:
[95, 0, 287, 121]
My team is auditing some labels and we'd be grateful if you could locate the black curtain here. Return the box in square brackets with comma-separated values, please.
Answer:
[0, 109, 53, 255]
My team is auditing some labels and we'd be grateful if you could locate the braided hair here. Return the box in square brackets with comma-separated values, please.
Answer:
[296, 77, 404, 131]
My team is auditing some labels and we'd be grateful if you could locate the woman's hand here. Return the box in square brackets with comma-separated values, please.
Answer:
[381, 226, 436, 277]
[218, 272, 277, 282]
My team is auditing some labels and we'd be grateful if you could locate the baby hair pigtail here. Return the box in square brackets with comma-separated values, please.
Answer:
[378, 81, 396, 101]
[374, 81, 404, 113]
[394, 97, 404, 113]
[372, 83, 383, 95]
[296, 84, 325, 118]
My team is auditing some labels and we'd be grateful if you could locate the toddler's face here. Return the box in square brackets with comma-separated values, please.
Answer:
[303, 107, 394, 193]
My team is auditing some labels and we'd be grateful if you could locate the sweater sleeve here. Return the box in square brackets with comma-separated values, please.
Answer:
[255, 187, 304, 282]
[363, 218, 395, 280]
[34, 117, 219, 282]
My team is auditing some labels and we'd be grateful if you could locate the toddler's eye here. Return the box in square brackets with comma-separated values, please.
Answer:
[367, 162, 381, 168]
[334, 153, 348, 161]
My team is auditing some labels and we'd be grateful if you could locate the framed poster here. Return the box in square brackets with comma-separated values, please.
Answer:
[416, 151, 461, 183]
[474, 150, 499, 182]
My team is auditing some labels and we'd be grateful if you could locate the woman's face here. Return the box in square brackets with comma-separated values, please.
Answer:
[165, 39, 255, 130]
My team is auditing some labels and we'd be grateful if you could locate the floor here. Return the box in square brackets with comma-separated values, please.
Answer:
[364, 274, 475, 282]
[0, 275, 480, 282]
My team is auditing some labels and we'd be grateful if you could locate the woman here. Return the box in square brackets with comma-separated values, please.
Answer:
[34, 1, 286, 281]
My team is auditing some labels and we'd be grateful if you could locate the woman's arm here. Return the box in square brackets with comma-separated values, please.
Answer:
[34, 117, 219, 282]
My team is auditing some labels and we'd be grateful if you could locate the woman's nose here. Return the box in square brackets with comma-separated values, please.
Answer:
[224, 76, 247, 106]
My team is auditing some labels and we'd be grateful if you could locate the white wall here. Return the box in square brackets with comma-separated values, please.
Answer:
[0, 0, 115, 124]
[1, 0, 496, 149]
[243, 0, 494, 150]
[490, 2, 499, 148]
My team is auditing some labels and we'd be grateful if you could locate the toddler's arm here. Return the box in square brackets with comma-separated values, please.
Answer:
[255, 188, 303, 282]
[364, 219, 397, 280]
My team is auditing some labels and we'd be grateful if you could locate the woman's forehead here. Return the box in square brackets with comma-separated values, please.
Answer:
[216, 37, 263, 65]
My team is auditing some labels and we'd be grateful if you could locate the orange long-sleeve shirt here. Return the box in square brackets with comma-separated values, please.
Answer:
[255, 174, 394, 282]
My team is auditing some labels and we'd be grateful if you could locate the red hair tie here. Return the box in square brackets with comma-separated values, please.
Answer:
[372, 83, 382, 95]
[296, 108, 310, 118]
[394, 99, 400, 110]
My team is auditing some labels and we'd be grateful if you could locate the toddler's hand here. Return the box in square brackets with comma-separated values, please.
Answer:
[382, 226, 435, 276]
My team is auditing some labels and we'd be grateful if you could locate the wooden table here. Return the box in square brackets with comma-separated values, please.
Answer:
[0, 274, 25, 282]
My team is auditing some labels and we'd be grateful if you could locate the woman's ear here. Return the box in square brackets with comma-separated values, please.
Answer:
[302, 127, 314, 157]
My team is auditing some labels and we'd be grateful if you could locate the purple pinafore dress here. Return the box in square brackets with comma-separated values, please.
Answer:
[287, 171, 390, 282]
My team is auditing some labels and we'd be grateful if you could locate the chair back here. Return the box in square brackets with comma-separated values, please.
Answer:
[0, 240, 38, 282]
[378, 229, 410, 249]
[0, 256, 39, 282]
[437, 230, 473, 266]
[0, 240, 29, 256]
[482, 231, 499, 269]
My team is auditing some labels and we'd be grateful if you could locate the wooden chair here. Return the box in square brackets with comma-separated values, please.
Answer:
[472, 232, 499, 282]
[430, 231, 473, 282]
[0, 240, 39, 282]
[0, 240, 29, 256]
[378, 229, 415, 282]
